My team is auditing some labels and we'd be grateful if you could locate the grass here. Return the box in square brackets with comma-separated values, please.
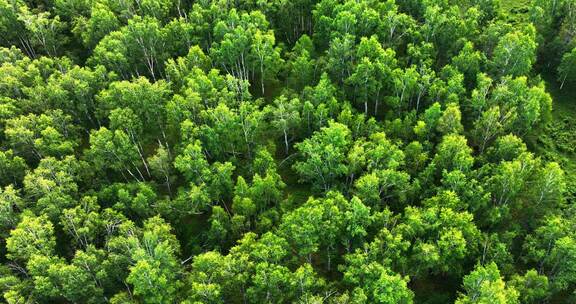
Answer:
[499, 0, 532, 23]
[526, 72, 576, 202]
[500, 0, 531, 11]
[275, 153, 314, 209]
[498, 0, 576, 203]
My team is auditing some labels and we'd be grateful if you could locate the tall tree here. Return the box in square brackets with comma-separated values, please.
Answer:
[492, 26, 537, 77]
[293, 121, 351, 191]
[6, 212, 56, 263]
[268, 96, 301, 155]
[558, 47, 576, 89]
[455, 263, 519, 304]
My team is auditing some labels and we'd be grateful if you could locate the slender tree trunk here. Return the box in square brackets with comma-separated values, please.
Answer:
[260, 61, 265, 95]
[283, 128, 289, 155]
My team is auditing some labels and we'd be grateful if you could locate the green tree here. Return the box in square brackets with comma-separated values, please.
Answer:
[343, 253, 414, 304]
[211, 10, 283, 95]
[492, 27, 537, 77]
[437, 103, 464, 135]
[432, 134, 474, 173]
[326, 35, 355, 84]
[60, 196, 102, 249]
[523, 215, 576, 292]
[268, 96, 301, 154]
[455, 262, 519, 304]
[531, 162, 566, 210]
[0, 0, 33, 57]
[5, 110, 79, 161]
[346, 35, 396, 115]
[186, 251, 230, 303]
[280, 192, 371, 269]
[97, 77, 171, 140]
[126, 216, 181, 304]
[174, 139, 210, 184]
[510, 270, 549, 304]
[26, 251, 105, 303]
[87, 127, 146, 182]
[293, 121, 351, 191]
[6, 212, 56, 263]
[354, 169, 410, 209]
[484, 152, 538, 222]
[73, 2, 120, 49]
[17, 8, 67, 57]
[246, 262, 295, 303]
[287, 35, 316, 91]
[394, 205, 481, 276]
[251, 29, 283, 95]
[452, 41, 484, 87]
[558, 47, 576, 89]
[88, 31, 131, 78]
[89, 16, 171, 80]
[0, 150, 26, 186]
[34, 65, 114, 130]
[249, 170, 285, 213]
[24, 156, 81, 220]
[148, 144, 174, 195]
[473, 106, 513, 153]
[0, 186, 24, 238]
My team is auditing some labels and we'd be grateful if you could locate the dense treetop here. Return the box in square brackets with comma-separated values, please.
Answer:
[0, 0, 575, 303]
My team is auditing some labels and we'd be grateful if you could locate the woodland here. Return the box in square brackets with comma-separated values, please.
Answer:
[0, 0, 575, 303]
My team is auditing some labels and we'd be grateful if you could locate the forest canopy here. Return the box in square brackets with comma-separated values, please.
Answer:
[0, 0, 575, 303]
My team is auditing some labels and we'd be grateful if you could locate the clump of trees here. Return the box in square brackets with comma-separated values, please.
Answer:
[0, 0, 574, 303]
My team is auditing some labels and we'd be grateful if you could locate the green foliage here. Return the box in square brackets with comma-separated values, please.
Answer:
[343, 253, 414, 304]
[491, 26, 537, 77]
[293, 121, 351, 191]
[456, 262, 519, 304]
[126, 216, 181, 303]
[6, 212, 55, 262]
[558, 47, 576, 89]
[523, 214, 576, 292]
[0, 0, 573, 303]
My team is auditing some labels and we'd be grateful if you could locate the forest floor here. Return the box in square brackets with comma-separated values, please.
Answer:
[527, 72, 576, 203]
[528, 71, 576, 303]
[501, 0, 576, 204]
[500, 0, 531, 23]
